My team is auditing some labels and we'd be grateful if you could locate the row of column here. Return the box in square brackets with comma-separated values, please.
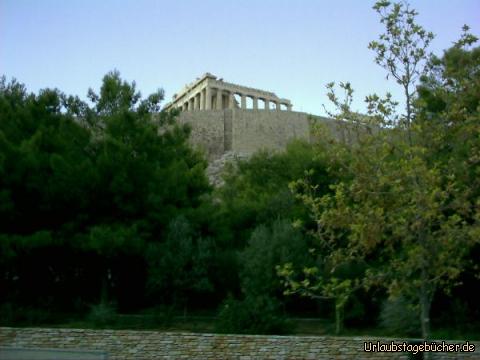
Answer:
[180, 88, 292, 111]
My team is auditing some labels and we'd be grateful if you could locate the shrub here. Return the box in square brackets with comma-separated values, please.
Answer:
[379, 296, 419, 337]
[0, 303, 53, 326]
[0, 303, 16, 325]
[87, 302, 117, 327]
[145, 305, 175, 327]
[23, 307, 53, 325]
[216, 295, 291, 335]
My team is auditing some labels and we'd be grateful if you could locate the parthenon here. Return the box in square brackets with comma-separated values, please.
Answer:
[163, 73, 293, 112]
[162, 73, 314, 184]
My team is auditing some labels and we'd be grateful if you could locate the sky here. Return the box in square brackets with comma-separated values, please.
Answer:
[1, 0, 479, 116]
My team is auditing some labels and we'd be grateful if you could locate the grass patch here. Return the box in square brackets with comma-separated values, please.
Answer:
[2, 306, 479, 341]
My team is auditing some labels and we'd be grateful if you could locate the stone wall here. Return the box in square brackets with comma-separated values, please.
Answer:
[175, 109, 387, 185]
[230, 109, 310, 155]
[176, 110, 226, 161]
[176, 109, 312, 161]
[1, 328, 478, 360]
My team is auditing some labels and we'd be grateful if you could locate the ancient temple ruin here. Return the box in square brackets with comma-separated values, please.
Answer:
[163, 73, 310, 164]
[163, 73, 292, 112]
[162, 73, 332, 186]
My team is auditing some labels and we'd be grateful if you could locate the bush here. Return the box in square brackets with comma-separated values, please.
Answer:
[145, 305, 175, 327]
[0, 303, 53, 326]
[0, 303, 16, 325]
[23, 307, 53, 325]
[379, 296, 419, 337]
[240, 220, 310, 299]
[216, 295, 292, 335]
[87, 302, 117, 327]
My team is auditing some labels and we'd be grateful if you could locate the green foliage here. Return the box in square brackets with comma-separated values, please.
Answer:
[144, 306, 175, 327]
[277, 261, 362, 335]
[0, 303, 53, 326]
[0, 303, 15, 325]
[218, 140, 331, 247]
[0, 71, 211, 311]
[280, 1, 480, 342]
[369, 0, 434, 126]
[82, 224, 145, 258]
[1, 12, 479, 338]
[216, 295, 291, 335]
[146, 216, 214, 307]
[240, 219, 310, 298]
[379, 296, 420, 337]
[87, 302, 118, 327]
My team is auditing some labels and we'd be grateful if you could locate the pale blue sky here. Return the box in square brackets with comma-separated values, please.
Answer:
[1, 1, 479, 116]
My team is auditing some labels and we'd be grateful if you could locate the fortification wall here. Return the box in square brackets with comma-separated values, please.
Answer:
[230, 109, 310, 154]
[1, 328, 478, 360]
[176, 110, 226, 161]
[176, 109, 312, 161]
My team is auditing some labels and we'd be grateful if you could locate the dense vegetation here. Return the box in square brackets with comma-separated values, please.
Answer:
[1, 1, 479, 341]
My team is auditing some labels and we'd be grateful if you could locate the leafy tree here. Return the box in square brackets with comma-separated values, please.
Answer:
[84, 70, 209, 228]
[278, 1, 480, 344]
[240, 219, 310, 299]
[0, 78, 98, 308]
[75, 71, 210, 305]
[415, 27, 480, 333]
[212, 143, 334, 334]
[416, 25, 480, 200]
[0, 71, 212, 311]
[0, 79, 95, 235]
[368, 0, 434, 127]
[379, 296, 419, 336]
[217, 140, 331, 248]
[216, 294, 290, 335]
[146, 216, 214, 314]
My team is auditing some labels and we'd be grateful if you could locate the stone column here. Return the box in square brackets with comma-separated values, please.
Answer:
[193, 94, 199, 111]
[200, 90, 205, 110]
[253, 97, 258, 110]
[275, 101, 280, 111]
[240, 94, 246, 109]
[287, 104, 292, 111]
[264, 98, 270, 110]
[189, 98, 194, 111]
[228, 93, 235, 109]
[205, 87, 211, 110]
[216, 89, 223, 110]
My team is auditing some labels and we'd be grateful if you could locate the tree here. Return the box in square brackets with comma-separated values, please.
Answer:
[278, 1, 480, 344]
[368, 0, 434, 128]
[74, 71, 211, 305]
[241, 219, 310, 299]
[0, 78, 99, 309]
[0, 71, 212, 311]
[146, 216, 214, 315]
[217, 140, 331, 248]
[216, 220, 304, 336]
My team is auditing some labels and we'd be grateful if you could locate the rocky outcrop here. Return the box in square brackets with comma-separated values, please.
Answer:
[206, 151, 249, 187]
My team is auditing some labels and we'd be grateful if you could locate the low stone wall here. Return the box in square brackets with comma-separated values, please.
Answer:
[0, 327, 478, 360]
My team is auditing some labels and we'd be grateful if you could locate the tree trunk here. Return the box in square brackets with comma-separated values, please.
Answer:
[335, 298, 344, 335]
[100, 269, 109, 304]
[420, 278, 432, 341]
[420, 266, 434, 360]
